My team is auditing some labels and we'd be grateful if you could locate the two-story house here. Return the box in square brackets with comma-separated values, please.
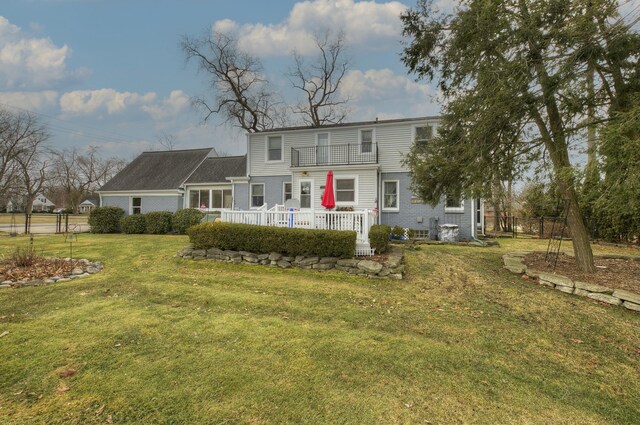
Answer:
[235, 116, 481, 240]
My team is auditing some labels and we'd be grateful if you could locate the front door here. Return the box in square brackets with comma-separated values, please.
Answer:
[299, 179, 313, 209]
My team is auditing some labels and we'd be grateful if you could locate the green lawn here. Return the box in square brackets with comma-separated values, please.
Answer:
[0, 235, 639, 424]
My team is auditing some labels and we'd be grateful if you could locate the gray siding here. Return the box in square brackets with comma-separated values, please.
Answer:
[380, 172, 474, 240]
[248, 175, 291, 207]
[101, 194, 182, 214]
[233, 183, 249, 210]
[101, 196, 129, 211]
[142, 196, 182, 213]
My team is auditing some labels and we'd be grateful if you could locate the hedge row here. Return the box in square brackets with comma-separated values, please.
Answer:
[89, 207, 204, 234]
[369, 224, 391, 254]
[188, 222, 356, 258]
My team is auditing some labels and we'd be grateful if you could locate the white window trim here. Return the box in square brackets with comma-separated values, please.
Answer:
[282, 181, 292, 204]
[413, 123, 434, 144]
[333, 175, 359, 206]
[265, 134, 284, 163]
[382, 180, 400, 212]
[359, 128, 375, 154]
[298, 179, 314, 210]
[130, 196, 142, 215]
[250, 183, 265, 209]
[445, 196, 465, 213]
[315, 132, 330, 146]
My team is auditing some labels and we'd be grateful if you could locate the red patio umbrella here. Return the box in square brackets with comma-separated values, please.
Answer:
[321, 170, 335, 209]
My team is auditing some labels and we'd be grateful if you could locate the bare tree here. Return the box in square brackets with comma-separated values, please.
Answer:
[0, 108, 49, 202]
[51, 147, 126, 213]
[15, 139, 51, 214]
[181, 31, 284, 132]
[289, 32, 351, 127]
[156, 131, 177, 150]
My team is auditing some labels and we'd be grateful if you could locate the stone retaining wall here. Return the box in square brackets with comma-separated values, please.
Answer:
[177, 246, 405, 280]
[503, 251, 640, 313]
[0, 258, 103, 289]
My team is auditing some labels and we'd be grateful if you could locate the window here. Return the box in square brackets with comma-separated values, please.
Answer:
[283, 182, 292, 203]
[360, 129, 373, 153]
[299, 180, 312, 209]
[445, 195, 464, 212]
[415, 125, 433, 145]
[267, 135, 282, 161]
[131, 197, 142, 214]
[189, 190, 210, 209]
[335, 178, 355, 203]
[317, 132, 329, 164]
[211, 189, 233, 209]
[251, 184, 265, 208]
[383, 180, 399, 210]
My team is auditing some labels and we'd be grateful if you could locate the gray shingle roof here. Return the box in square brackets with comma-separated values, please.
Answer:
[99, 148, 213, 191]
[185, 155, 246, 184]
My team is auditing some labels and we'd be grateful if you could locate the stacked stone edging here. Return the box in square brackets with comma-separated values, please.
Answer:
[177, 246, 405, 280]
[503, 251, 640, 312]
[0, 258, 103, 289]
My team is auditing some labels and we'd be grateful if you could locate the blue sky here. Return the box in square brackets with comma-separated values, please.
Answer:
[0, 0, 443, 159]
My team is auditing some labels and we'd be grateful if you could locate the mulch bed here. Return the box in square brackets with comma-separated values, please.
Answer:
[0, 258, 82, 282]
[524, 252, 640, 294]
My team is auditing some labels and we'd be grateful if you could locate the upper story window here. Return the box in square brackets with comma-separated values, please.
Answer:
[267, 135, 283, 161]
[415, 125, 433, 145]
[335, 178, 355, 203]
[360, 129, 373, 153]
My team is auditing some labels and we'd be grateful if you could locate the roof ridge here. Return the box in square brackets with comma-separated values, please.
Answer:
[140, 147, 214, 154]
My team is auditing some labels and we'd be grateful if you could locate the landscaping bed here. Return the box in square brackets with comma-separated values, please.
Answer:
[524, 252, 640, 294]
[0, 257, 103, 288]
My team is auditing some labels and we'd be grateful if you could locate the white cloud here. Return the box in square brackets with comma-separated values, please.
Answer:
[142, 90, 190, 121]
[339, 68, 439, 119]
[214, 0, 408, 57]
[59, 89, 157, 115]
[0, 90, 59, 111]
[0, 16, 83, 89]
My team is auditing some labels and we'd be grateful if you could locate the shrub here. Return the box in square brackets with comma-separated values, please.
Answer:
[173, 208, 205, 234]
[145, 211, 173, 234]
[188, 222, 356, 258]
[369, 224, 391, 254]
[89, 206, 125, 233]
[120, 214, 146, 234]
[11, 245, 40, 267]
[391, 225, 405, 239]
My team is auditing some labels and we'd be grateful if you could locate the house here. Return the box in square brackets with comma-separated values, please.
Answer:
[98, 148, 250, 214]
[240, 116, 482, 240]
[98, 117, 482, 244]
[6, 193, 55, 213]
[79, 195, 100, 214]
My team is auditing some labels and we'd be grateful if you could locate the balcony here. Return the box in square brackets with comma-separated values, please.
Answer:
[290, 143, 378, 167]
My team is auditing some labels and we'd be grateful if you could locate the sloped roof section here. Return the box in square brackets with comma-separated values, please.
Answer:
[99, 148, 213, 191]
[185, 155, 246, 184]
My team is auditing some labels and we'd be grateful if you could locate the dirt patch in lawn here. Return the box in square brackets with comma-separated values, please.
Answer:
[524, 252, 640, 293]
[0, 257, 82, 282]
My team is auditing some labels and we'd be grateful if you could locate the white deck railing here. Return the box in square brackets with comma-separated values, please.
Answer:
[221, 208, 376, 245]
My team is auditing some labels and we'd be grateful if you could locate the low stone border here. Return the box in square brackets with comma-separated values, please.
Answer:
[503, 251, 640, 313]
[177, 246, 405, 280]
[394, 239, 499, 247]
[0, 258, 103, 289]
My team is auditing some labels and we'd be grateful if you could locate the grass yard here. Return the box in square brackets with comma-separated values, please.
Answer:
[0, 234, 639, 424]
[0, 214, 88, 225]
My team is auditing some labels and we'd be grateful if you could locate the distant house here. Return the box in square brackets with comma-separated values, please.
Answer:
[79, 195, 100, 214]
[6, 193, 55, 213]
